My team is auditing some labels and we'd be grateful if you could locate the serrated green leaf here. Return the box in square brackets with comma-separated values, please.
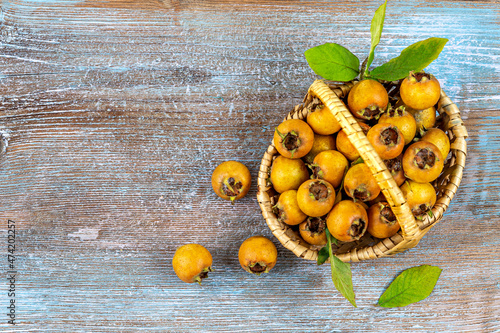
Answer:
[317, 245, 329, 265]
[365, 0, 388, 75]
[305, 43, 360, 81]
[378, 265, 442, 307]
[326, 229, 357, 307]
[369, 37, 448, 81]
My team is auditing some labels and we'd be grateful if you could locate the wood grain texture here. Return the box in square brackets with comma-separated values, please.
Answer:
[0, 0, 499, 332]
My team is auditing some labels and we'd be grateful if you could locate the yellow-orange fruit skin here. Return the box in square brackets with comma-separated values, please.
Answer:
[307, 104, 342, 135]
[273, 119, 314, 159]
[326, 200, 368, 242]
[367, 123, 405, 160]
[367, 202, 401, 239]
[238, 236, 277, 275]
[343, 163, 381, 202]
[211, 161, 251, 201]
[378, 108, 417, 145]
[312, 150, 349, 188]
[347, 79, 389, 120]
[400, 180, 437, 221]
[274, 190, 307, 226]
[299, 218, 328, 246]
[402, 141, 444, 183]
[421, 128, 451, 161]
[172, 244, 213, 283]
[303, 133, 336, 164]
[296, 179, 336, 217]
[270, 156, 309, 193]
[400, 72, 441, 110]
[336, 122, 371, 161]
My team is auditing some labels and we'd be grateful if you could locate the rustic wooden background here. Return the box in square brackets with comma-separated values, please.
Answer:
[0, 0, 499, 332]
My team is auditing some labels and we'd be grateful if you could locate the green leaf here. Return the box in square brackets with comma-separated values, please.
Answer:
[326, 229, 357, 307]
[317, 245, 329, 265]
[365, 0, 388, 76]
[378, 265, 442, 307]
[305, 43, 360, 81]
[369, 37, 448, 81]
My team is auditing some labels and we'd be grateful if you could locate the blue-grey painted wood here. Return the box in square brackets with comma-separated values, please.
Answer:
[0, 0, 499, 332]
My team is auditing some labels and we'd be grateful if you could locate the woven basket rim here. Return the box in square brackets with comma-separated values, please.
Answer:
[257, 79, 468, 262]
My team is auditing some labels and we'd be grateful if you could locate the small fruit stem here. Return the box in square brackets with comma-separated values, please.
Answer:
[360, 57, 369, 80]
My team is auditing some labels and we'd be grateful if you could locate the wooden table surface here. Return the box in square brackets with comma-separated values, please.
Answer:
[1, 0, 499, 332]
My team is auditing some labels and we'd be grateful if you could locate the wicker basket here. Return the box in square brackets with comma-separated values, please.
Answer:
[257, 79, 467, 262]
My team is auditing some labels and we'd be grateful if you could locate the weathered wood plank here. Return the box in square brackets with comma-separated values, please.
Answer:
[0, 0, 499, 331]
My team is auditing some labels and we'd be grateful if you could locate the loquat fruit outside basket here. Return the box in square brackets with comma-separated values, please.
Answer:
[256, 79, 468, 262]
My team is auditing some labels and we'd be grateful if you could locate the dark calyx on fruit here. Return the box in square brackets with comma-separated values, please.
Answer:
[349, 219, 367, 239]
[307, 216, 326, 234]
[385, 156, 402, 173]
[195, 267, 213, 283]
[413, 204, 430, 217]
[414, 148, 436, 169]
[250, 263, 266, 273]
[311, 164, 322, 179]
[314, 103, 325, 112]
[388, 106, 405, 117]
[222, 177, 242, 196]
[273, 205, 286, 222]
[309, 182, 329, 200]
[412, 71, 431, 82]
[381, 127, 399, 145]
[381, 205, 397, 224]
[352, 185, 370, 201]
[361, 106, 384, 119]
[283, 131, 300, 151]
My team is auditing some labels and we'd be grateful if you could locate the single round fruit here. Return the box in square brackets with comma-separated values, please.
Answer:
[378, 106, 417, 145]
[273, 119, 314, 159]
[303, 133, 336, 164]
[326, 200, 368, 242]
[421, 127, 451, 160]
[336, 122, 371, 161]
[273, 190, 307, 226]
[347, 79, 389, 120]
[367, 202, 400, 238]
[400, 71, 441, 110]
[296, 179, 336, 217]
[402, 141, 444, 183]
[211, 161, 251, 203]
[238, 236, 277, 275]
[367, 123, 405, 160]
[270, 155, 309, 193]
[172, 244, 213, 284]
[344, 163, 381, 202]
[384, 154, 406, 187]
[400, 180, 437, 221]
[299, 216, 328, 246]
[406, 106, 437, 136]
[311, 150, 349, 188]
[306, 103, 342, 135]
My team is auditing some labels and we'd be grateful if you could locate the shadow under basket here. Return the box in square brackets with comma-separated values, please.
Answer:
[257, 79, 468, 262]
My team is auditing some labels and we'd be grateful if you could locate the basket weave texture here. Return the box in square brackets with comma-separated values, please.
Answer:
[257, 80, 468, 262]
